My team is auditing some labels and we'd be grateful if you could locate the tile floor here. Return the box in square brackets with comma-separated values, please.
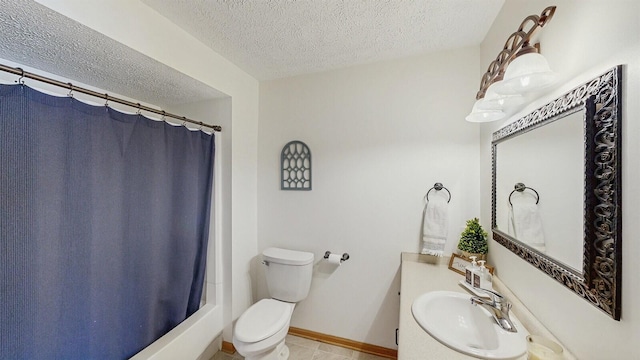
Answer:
[211, 335, 393, 360]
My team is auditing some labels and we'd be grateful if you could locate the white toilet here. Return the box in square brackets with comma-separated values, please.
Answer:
[233, 247, 314, 360]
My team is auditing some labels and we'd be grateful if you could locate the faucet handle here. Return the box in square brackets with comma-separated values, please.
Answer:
[473, 287, 505, 303]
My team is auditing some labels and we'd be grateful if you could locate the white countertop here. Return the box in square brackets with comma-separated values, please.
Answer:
[397, 253, 574, 360]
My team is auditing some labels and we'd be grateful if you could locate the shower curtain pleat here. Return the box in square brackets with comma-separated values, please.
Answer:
[0, 84, 215, 360]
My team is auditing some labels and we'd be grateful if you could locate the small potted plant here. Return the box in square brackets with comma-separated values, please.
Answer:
[457, 218, 488, 260]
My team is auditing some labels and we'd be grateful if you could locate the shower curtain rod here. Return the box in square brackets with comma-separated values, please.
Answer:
[0, 63, 222, 132]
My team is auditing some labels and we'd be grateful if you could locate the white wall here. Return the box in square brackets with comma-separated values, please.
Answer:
[480, 1, 640, 359]
[33, 0, 260, 354]
[258, 47, 482, 349]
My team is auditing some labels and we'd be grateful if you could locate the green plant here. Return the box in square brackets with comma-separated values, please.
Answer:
[457, 218, 488, 254]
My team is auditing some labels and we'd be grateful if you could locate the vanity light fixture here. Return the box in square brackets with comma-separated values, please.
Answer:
[466, 6, 557, 123]
[490, 48, 557, 95]
[465, 100, 505, 123]
[477, 84, 525, 111]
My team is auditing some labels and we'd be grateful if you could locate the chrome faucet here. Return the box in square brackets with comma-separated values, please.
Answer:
[470, 287, 517, 332]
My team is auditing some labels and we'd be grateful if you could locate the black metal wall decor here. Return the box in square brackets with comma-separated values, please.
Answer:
[281, 140, 311, 190]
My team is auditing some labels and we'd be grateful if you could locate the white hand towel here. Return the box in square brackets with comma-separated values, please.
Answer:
[508, 205, 516, 237]
[420, 197, 449, 257]
[510, 202, 546, 252]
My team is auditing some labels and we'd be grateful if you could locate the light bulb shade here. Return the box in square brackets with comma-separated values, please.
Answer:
[491, 53, 557, 95]
[478, 83, 525, 110]
[465, 100, 505, 123]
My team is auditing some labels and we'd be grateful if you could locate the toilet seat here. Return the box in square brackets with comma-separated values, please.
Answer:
[235, 299, 293, 343]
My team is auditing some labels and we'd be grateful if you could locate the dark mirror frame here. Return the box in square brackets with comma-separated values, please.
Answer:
[491, 66, 622, 320]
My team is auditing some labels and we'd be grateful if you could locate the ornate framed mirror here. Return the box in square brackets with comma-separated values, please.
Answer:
[491, 66, 622, 320]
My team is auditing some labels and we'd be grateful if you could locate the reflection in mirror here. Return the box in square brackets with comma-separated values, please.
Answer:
[495, 109, 584, 271]
[491, 66, 622, 320]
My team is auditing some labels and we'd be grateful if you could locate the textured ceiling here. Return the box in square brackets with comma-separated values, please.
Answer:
[0, 0, 504, 108]
[142, 0, 505, 80]
[0, 0, 226, 108]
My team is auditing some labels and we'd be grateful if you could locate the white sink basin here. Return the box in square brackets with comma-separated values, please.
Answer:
[411, 291, 527, 359]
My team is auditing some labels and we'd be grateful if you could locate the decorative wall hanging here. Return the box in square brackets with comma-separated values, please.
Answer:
[281, 140, 311, 190]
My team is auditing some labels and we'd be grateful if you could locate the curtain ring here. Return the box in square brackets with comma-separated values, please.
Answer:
[198, 122, 203, 130]
[181, 116, 187, 126]
[67, 83, 74, 98]
[16, 68, 25, 85]
[161, 110, 166, 121]
[104, 94, 109, 107]
[136, 103, 142, 115]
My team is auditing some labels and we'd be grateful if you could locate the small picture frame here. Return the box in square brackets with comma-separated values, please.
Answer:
[448, 253, 494, 276]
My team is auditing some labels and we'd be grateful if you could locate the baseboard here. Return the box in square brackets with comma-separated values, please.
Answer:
[221, 341, 236, 354]
[288, 327, 398, 359]
[222, 328, 398, 359]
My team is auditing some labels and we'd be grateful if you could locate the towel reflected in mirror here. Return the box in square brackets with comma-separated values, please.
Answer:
[509, 200, 546, 252]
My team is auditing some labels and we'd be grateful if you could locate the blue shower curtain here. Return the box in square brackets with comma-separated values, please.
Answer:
[0, 84, 215, 359]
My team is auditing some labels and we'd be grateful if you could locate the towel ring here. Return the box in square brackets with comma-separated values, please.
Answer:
[425, 182, 451, 203]
[508, 182, 539, 206]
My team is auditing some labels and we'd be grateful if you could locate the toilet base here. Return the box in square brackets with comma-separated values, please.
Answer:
[243, 340, 289, 360]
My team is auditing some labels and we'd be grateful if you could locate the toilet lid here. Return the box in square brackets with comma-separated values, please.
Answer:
[262, 247, 314, 266]
[235, 299, 292, 343]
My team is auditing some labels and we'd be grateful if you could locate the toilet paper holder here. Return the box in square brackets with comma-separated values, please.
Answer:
[324, 251, 350, 262]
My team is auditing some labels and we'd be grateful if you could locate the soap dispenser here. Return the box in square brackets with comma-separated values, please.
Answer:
[465, 256, 479, 286]
[478, 260, 493, 290]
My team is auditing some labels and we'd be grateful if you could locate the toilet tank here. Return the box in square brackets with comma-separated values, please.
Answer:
[262, 248, 314, 302]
